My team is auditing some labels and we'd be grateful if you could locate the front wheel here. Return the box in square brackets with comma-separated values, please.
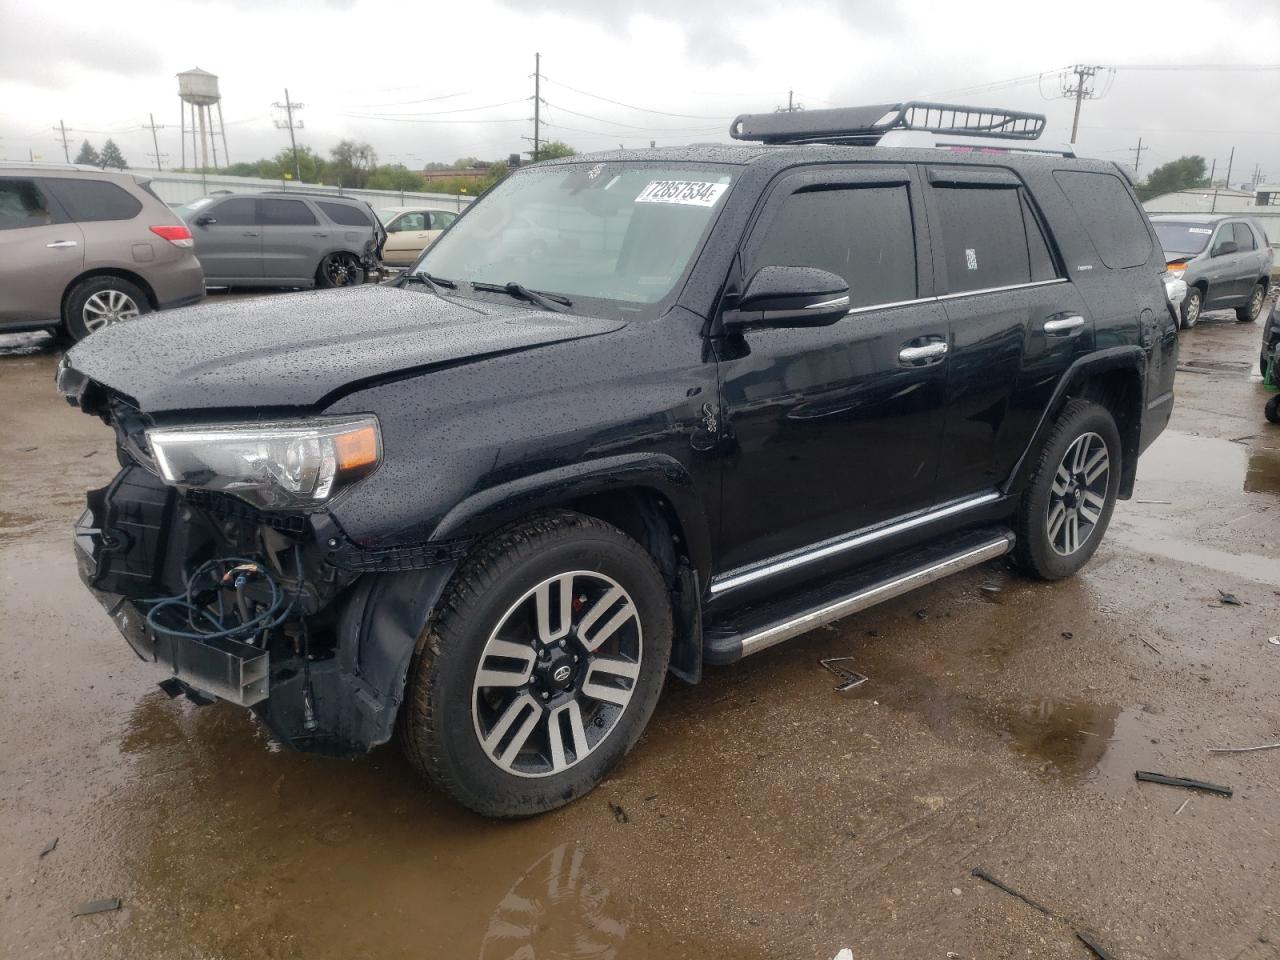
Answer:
[1180, 287, 1203, 329]
[1237, 282, 1267, 323]
[400, 511, 672, 818]
[1013, 400, 1122, 581]
[315, 252, 365, 288]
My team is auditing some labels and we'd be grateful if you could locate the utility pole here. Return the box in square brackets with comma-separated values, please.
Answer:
[1129, 137, 1145, 179]
[1211, 148, 1233, 213]
[775, 90, 804, 113]
[1061, 65, 1102, 144]
[273, 89, 305, 182]
[533, 52, 541, 162]
[145, 113, 167, 171]
[54, 120, 71, 163]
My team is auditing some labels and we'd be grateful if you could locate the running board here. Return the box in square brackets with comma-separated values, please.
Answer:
[702, 527, 1015, 665]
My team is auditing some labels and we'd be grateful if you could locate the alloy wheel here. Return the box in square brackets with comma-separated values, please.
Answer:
[324, 255, 355, 286]
[471, 570, 642, 778]
[82, 289, 140, 331]
[1184, 290, 1201, 327]
[1247, 285, 1265, 320]
[1046, 431, 1110, 557]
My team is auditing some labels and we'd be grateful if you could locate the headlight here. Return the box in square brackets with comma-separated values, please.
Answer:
[147, 416, 381, 511]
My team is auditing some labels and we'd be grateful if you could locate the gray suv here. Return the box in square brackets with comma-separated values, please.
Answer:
[179, 192, 386, 289]
[0, 165, 205, 340]
[1151, 214, 1274, 328]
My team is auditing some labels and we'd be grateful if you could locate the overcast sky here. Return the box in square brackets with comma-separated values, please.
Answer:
[1, 0, 1277, 183]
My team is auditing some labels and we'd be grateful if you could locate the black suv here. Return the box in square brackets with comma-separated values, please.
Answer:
[60, 103, 1177, 817]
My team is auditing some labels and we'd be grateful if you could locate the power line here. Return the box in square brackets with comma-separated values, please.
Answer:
[1060, 64, 1111, 144]
[343, 98, 530, 120]
[272, 89, 304, 182]
[543, 101, 727, 132]
[541, 76, 731, 120]
[775, 91, 803, 113]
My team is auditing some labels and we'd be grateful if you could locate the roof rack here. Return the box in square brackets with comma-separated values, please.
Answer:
[729, 101, 1048, 146]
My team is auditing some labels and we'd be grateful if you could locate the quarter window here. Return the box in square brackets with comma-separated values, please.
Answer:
[931, 185, 1037, 292]
[1232, 222, 1256, 250]
[259, 198, 317, 226]
[751, 185, 917, 309]
[0, 179, 56, 230]
[42, 177, 141, 222]
[317, 201, 372, 227]
[430, 211, 457, 230]
[1052, 171, 1153, 269]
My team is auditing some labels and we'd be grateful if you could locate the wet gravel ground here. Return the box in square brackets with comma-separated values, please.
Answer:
[1, 298, 1278, 960]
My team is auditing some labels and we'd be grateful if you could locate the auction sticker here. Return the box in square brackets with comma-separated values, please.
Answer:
[635, 180, 728, 207]
[1188, 227, 1212, 234]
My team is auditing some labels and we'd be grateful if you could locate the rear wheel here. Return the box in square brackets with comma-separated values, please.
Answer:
[1013, 400, 1122, 581]
[315, 252, 365, 288]
[1180, 287, 1203, 329]
[1266, 395, 1280, 425]
[400, 511, 672, 818]
[63, 276, 149, 341]
[1237, 282, 1267, 323]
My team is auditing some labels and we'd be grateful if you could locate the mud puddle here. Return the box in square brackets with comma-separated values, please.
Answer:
[1136, 430, 1280, 495]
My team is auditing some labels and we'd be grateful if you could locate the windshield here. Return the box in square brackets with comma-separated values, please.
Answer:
[414, 162, 736, 314]
[173, 197, 216, 218]
[1154, 221, 1214, 256]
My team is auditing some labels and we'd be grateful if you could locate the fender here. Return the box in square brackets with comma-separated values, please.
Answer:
[431, 452, 714, 588]
[1002, 346, 1147, 500]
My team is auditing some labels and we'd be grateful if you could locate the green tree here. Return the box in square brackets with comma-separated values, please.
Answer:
[366, 164, 425, 191]
[531, 140, 575, 163]
[99, 139, 128, 170]
[327, 140, 378, 188]
[1137, 155, 1208, 202]
[74, 140, 100, 166]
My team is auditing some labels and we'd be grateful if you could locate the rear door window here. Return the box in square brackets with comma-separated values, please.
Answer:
[750, 184, 917, 309]
[1233, 222, 1257, 250]
[317, 201, 372, 227]
[1052, 170, 1153, 269]
[209, 197, 257, 225]
[930, 184, 1036, 293]
[42, 178, 141, 222]
[260, 198, 317, 226]
[0, 178, 59, 229]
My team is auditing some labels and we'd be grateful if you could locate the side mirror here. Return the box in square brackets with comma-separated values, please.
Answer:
[723, 265, 850, 330]
[1213, 239, 1238, 257]
[194, 215, 217, 226]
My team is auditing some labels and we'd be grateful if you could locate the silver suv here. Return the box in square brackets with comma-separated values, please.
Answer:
[178, 192, 387, 289]
[0, 164, 205, 340]
[1151, 214, 1274, 328]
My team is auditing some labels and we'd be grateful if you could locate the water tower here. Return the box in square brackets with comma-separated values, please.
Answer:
[178, 68, 230, 171]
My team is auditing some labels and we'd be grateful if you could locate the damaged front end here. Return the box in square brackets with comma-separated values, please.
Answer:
[63, 369, 459, 756]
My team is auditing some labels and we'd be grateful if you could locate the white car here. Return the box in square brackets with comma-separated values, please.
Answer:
[378, 206, 460, 267]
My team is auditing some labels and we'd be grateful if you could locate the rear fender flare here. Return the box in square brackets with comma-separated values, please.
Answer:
[1002, 346, 1147, 499]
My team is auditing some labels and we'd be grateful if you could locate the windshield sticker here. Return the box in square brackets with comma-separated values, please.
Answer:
[1187, 227, 1212, 235]
[635, 180, 728, 207]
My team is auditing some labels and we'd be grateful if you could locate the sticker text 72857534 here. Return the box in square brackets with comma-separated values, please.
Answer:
[635, 180, 729, 207]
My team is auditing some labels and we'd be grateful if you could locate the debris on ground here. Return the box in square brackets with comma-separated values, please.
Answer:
[1269, 636, 1280, 646]
[39, 837, 57, 858]
[915, 610, 929, 620]
[820, 658, 869, 692]
[970, 868, 1117, 958]
[980, 583, 1001, 596]
[1061, 631, 1073, 640]
[1174, 798, 1191, 816]
[832, 950, 854, 960]
[1134, 499, 1172, 505]
[82, 450, 97, 458]
[71, 898, 121, 917]
[1138, 635, 1163, 655]
[1216, 590, 1244, 607]
[1135, 771, 1233, 796]
[1208, 741, 1280, 754]
[608, 802, 629, 824]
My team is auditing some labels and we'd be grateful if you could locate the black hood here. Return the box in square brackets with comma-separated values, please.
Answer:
[65, 285, 625, 412]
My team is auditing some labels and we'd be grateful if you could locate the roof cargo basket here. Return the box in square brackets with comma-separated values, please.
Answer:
[730, 101, 1048, 146]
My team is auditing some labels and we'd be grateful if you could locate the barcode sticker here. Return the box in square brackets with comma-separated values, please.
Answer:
[635, 180, 728, 207]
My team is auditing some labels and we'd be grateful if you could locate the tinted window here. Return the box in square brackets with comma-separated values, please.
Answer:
[932, 186, 1032, 292]
[0, 179, 56, 230]
[431, 211, 457, 230]
[1022, 194, 1060, 282]
[1053, 171, 1152, 269]
[1233, 222, 1256, 250]
[317, 201, 372, 227]
[209, 197, 257, 226]
[752, 185, 917, 308]
[260, 198, 317, 226]
[43, 178, 141, 222]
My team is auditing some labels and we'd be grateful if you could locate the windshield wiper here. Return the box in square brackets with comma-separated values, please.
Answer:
[471, 281, 572, 313]
[403, 271, 456, 295]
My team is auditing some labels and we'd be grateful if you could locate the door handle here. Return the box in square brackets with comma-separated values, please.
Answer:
[46, 240, 79, 249]
[898, 341, 949, 365]
[313, 232, 329, 238]
[1043, 314, 1085, 336]
[242, 231, 260, 238]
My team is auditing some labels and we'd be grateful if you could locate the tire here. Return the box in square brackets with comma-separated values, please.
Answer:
[400, 510, 672, 818]
[1267, 395, 1280, 425]
[315, 253, 365, 288]
[1013, 399, 1122, 581]
[63, 276, 149, 341]
[1237, 282, 1267, 323]
[1180, 287, 1203, 329]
